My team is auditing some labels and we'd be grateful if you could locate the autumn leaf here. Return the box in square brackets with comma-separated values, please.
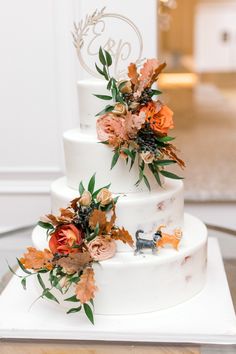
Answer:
[161, 145, 186, 169]
[105, 207, 117, 234]
[75, 267, 98, 304]
[70, 197, 80, 210]
[89, 209, 107, 231]
[58, 208, 75, 223]
[111, 227, 134, 247]
[128, 62, 139, 87]
[55, 252, 92, 275]
[149, 62, 167, 87]
[138, 59, 166, 93]
[20, 247, 53, 270]
[44, 214, 60, 227]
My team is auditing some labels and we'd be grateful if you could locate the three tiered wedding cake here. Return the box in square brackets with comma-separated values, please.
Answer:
[14, 8, 207, 324]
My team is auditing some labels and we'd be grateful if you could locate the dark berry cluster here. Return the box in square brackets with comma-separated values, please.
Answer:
[138, 88, 153, 105]
[75, 205, 93, 231]
[136, 125, 158, 154]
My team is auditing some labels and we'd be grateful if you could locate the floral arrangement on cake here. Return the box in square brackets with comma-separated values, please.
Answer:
[10, 175, 133, 324]
[94, 47, 185, 190]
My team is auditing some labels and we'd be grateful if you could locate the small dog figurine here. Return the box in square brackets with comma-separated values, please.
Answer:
[156, 224, 182, 250]
[134, 229, 162, 255]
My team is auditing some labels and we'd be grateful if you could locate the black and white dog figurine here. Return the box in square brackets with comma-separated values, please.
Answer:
[134, 229, 162, 255]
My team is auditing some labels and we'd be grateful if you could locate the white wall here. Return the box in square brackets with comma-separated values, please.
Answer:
[0, 0, 158, 231]
[0, 0, 79, 230]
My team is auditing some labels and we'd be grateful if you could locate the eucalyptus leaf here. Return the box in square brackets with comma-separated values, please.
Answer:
[64, 295, 80, 302]
[83, 303, 94, 325]
[95, 105, 114, 117]
[88, 173, 96, 194]
[95, 63, 105, 77]
[92, 183, 111, 198]
[105, 49, 112, 66]
[151, 89, 162, 96]
[110, 151, 120, 170]
[79, 181, 85, 196]
[42, 289, 59, 304]
[143, 174, 151, 191]
[37, 273, 46, 290]
[93, 94, 112, 101]
[111, 87, 117, 101]
[156, 136, 175, 143]
[99, 47, 106, 66]
[21, 277, 27, 290]
[107, 79, 112, 91]
[38, 221, 54, 230]
[160, 170, 183, 180]
[123, 148, 133, 159]
[118, 81, 128, 90]
[155, 160, 177, 166]
[67, 306, 82, 314]
[103, 66, 109, 81]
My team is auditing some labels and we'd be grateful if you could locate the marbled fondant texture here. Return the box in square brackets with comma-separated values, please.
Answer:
[51, 177, 184, 252]
[32, 214, 207, 315]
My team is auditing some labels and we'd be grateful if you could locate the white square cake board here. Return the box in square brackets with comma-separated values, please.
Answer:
[0, 238, 236, 344]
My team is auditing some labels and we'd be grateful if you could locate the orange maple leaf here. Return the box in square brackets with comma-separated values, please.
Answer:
[138, 59, 166, 93]
[89, 209, 107, 231]
[111, 227, 134, 247]
[105, 207, 117, 234]
[55, 252, 92, 275]
[128, 62, 139, 86]
[20, 247, 53, 270]
[75, 267, 98, 304]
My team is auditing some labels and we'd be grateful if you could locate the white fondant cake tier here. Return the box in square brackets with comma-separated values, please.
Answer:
[63, 129, 165, 193]
[32, 213, 207, 315]
[51, 177, 184, 252]
[77, 79, 107, 135]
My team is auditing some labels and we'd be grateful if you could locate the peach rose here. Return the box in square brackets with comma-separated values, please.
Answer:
[119, 80, 132, 94]
[96, 188, 112, 206]
[140, 151, 155, 164]
[87, 236, 116, 261]
[49, 224, 83, 255]
[113, 103, 127, 115]
[96, 113, 127, 142]
[79, 190, 92, 206]
[142, 101, 174, 134]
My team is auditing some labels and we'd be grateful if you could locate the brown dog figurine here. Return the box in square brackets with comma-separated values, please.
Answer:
[156, 224, 182, 250]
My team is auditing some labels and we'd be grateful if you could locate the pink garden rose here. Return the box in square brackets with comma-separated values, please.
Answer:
[87, 236, 116, 261]
[96, 113, 127, 142]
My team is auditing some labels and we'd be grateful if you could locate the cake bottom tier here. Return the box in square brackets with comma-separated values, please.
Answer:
[32, 213, 207, 315]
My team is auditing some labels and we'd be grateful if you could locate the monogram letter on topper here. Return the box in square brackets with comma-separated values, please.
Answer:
[73, 7, 144, 79]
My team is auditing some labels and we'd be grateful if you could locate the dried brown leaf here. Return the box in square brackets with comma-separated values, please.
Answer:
[70, 197, 80, 210]
[75, 267, 97, 304]
[89, 209, 107, 231]
[111, 227, 134, 247]
[55, 252, 92, 274]
[105, 207, 117, 234]
[128, 62, 139, 86]
[20, 247, 53, 270]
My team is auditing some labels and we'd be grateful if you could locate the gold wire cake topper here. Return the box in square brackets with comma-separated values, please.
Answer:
[73, 7, 144, 79]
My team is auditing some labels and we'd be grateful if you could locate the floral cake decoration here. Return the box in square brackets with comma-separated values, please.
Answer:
[94, 47, 185, 190]
[9, 175, 133, 324]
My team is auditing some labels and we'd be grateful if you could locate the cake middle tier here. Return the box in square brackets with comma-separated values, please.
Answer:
[63, 129, 164, 193]
[51, 177, 184, 252]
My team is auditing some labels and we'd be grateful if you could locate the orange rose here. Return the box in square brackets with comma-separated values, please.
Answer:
[49, 224, 83, 255]
[142, 101, 174, 134]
